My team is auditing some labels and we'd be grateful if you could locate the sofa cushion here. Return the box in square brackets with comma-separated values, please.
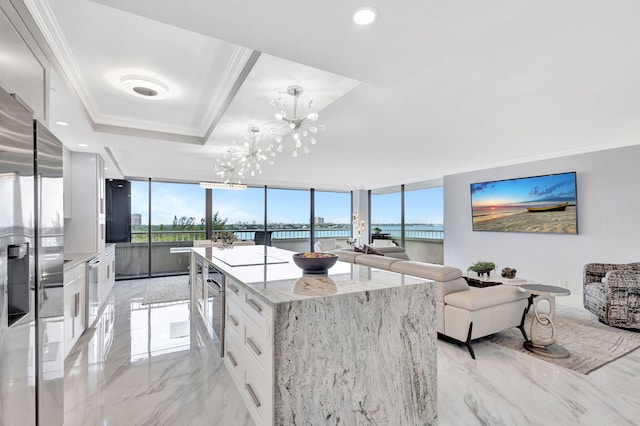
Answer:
[390, 261, 462, 282]
[444, 286, 529, 311]
[382, 251, 410, 260]
[375, 246, 406, 254]
[332, 249, 362, 263]
[355, 254, 402, 269]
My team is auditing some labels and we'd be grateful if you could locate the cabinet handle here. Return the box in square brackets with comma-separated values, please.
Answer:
[226, 351, 238, 367]
[75, 293, 80, 317]
[247, 298, 263, 314]
[246, 337, 262, 356]
[228, 283, 239, 294]
[245, 384, 261, 408]
[229, 314, 239, 327]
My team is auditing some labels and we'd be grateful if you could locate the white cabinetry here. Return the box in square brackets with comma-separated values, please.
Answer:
[63, 146, 71, 218]
[225, 276, 274, 426]
[99, 244, 116, 303]
[63, 263, 86, 357]
[65, 152, 105, 253]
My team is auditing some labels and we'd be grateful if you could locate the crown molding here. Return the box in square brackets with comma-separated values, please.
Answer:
[24, 0, 101, 120]
[197, 46, 258, 135]
[23, 0, 258, 141]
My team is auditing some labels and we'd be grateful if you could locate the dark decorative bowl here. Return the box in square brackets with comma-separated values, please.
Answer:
[292, 253, 338, 275]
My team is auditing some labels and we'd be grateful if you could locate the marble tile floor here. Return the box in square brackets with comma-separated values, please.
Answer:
[63, 276, 640, 425]
[63, 277, 253, 426]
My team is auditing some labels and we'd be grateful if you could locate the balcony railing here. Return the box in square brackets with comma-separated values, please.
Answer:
[131, 227, 443, 242]
[385, 229, 444, 240]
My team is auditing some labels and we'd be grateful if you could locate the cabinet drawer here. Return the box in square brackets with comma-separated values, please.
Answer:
[224, 333, 244, 386]
[64, 264, 85, 286]
[244, 358, 273, 425]
[244, 314, 272, 370]
[226, 277, 244, 303]
[225, 299, 243, 341]
[243, 293, 272, 333]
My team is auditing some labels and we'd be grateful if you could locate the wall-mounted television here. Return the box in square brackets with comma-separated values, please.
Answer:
[470, 171, 578, 234]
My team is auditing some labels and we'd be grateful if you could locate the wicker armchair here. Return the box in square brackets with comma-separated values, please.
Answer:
[583, 262, 640, 329]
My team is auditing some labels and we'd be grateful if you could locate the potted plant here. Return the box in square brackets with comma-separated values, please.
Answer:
[373, 227, 382, 235]
[213, 231, 238, 249]
[467, 261, 496, 278]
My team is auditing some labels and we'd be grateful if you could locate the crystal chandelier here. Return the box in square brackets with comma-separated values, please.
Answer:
[215, 149, 242, 184]
[234, 127, 275, 177]
[270, 85, 326, 157]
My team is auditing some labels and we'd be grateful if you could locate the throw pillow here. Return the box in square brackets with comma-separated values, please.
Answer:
[319, 238, 337, 251]
[364, 245, 384, 256]
[354, 245, 366, 253]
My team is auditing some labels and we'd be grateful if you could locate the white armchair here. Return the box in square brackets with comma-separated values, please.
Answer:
[314, 238, 347, 252]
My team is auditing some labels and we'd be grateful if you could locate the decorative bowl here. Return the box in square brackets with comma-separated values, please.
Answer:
[292, 252, 338, 274]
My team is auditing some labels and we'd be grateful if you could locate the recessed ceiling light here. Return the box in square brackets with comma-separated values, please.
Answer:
[78, 143, 88, 147]
[120, 75, 169, 99]
[56, 121, 69, 126]
[352, 7, 377, 25]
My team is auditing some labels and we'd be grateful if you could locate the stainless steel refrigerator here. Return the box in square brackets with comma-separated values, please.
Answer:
[0, 86, 64, 425]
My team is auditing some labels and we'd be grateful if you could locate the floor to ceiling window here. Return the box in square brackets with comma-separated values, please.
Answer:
[370, 188, 402, 243]
[267, 188, 310, 251]
[404, 186, 444, 240]
[111, 179, 206, 279]
[313, 190, 352, 243]
[150, 181, 205, 276]
[210, 186, 265, 241]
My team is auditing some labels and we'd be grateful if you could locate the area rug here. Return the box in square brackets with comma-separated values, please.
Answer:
[142, 277, 190, 305]
[485, 305, 640, 374]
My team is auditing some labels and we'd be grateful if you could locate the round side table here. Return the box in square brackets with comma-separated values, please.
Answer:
[518, 284, 571, 359]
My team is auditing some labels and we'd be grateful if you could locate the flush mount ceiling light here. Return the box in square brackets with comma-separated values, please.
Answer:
[78, 143, 88, 147]
[120, 75, 170, 99]
[270, 86, 326, 157]
[55, 121, 69, 126]
[352, 7, 377, 25]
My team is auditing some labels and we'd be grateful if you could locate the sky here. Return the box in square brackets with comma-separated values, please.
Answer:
[130, 181, 443, 225]
[470, 172, 576, 207]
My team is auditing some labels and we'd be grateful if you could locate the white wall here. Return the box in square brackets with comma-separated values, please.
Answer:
[443, 145, 640, 307]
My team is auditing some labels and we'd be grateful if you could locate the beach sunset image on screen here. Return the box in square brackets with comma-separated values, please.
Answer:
[470, 172, 577, 234]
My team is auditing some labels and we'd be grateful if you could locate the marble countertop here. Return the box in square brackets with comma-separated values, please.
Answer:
[192, 246, 432, 306]
[64, 252, 98, 271]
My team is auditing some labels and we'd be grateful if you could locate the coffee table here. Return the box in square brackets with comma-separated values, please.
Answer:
[518, 284, 571, 359]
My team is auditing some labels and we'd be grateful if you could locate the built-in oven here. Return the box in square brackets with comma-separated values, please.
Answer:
[207, 264, 225, 357]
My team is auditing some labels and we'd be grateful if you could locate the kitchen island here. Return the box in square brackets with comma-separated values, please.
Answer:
[191, 245, 437, 425]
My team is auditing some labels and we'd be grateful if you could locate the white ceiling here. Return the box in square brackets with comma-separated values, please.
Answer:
[27, 0, 640, 190]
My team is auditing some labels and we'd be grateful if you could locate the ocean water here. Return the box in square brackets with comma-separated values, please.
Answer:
[234, 224, 444, 240]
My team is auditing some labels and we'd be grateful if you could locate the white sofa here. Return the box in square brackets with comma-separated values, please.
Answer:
[313, 238, 348, 252]
[339, 253, 530, 358]
[326, 239, 410, 260]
